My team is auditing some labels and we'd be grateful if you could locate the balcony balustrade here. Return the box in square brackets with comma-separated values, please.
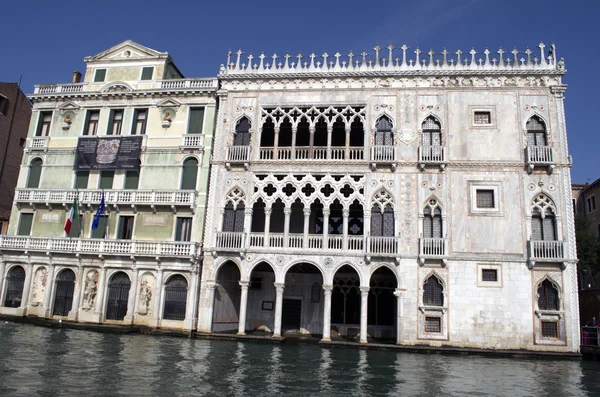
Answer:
[366, 236, 399, 256]
[0, 235, 199, 259]
[216, 232, 245, 250]
[370, 146, 396, 170]
[226, 146, 250, 166]
[226, 233, 369, 253]
[15, 189, 197, 212]
[32, 78, 218, 95]
[181, 134, 204, 149]
[27, 137, 49, 151]
[526, 146, 554, 173]
[418, 146, 446, 170]
[258, 146, 364, 161]
[419, 238, 447, 265]
[528, 240, 565, 267]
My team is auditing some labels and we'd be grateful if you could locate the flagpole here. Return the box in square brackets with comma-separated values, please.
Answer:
[103, 189, 109, 239]
[77, 188, 82, 238]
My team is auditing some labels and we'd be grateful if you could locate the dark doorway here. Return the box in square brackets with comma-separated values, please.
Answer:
[105, 272, 130, 320]
[282, 299, 302, 330]
[53, 269, 76, 316]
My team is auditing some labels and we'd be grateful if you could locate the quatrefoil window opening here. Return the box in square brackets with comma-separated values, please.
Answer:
[321, 184, 334, 197]
[531, 193, 556, 218]
[263, 184, 277, 196]
[283, 184, 296, 196]
[302, 184, 316, 197]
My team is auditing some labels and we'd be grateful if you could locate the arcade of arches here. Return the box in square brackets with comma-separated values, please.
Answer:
[210, 260, 401, 342]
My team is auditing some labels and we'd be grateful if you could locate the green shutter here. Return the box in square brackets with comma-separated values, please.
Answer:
[188, 108, 205, 134]
[27, 159, 42, 188]
[68, 215, 81, 238]
[180, 159, 198, 189]
[17, 214, 33, 236]
[175, 218, 183, 241]
[106, 110, 115, 135]
[91, 216, 107, 239]
[75, 171, 89, 189]
[99, 171, 114, 189]
[141, 67, 154, 80]
[94, 69, 106, 82]
[124, 171, 139, 189]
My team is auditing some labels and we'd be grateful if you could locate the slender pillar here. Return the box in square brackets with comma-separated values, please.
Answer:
[345, 127, 351, 159]
[20, 264, 33, 311]
[152, 269, 164, 325]
[94, 267, 107, 318]
[342, 209, 349, 250]
[322, 209, 330, 249]
[273, 282, 285, 337]
[203, 281, 217, 332]
[394, 289, 405, 344]
[364, 213, 371, 253]
[322, 285, 333, 341]
[264, 208, 272, 248]
[359, 286, 369, 343]
[326, 126, 333, 160]
[273, 127, 280, 160]
[0, 261, 5, 305]
[184, 269, 199, 330]
[237, 280, 249, 335]
[283, 208, 291, 248]
[291, 127, 297, 160]
[42, 265, 55, 317]
[69, 268, 85, 320]
[125, 267, 139, 321]
[308, 127, 315, 158]
[303, 208, 311, 248]
[243, 208, 253, 248]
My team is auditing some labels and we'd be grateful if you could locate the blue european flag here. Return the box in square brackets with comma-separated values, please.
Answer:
[92, 192, 105, 230]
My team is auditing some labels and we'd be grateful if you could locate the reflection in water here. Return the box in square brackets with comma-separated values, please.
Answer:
[1, 322, 600, 396]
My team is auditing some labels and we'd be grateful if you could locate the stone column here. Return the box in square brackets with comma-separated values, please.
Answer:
[326, 126, 333, 160]
[203, 281, 217, 333]
[322, 285, 333, 341]
[243, 208, 253, 248]
[273, 282, 285, 337]
[283, 208, 291, 248]
[359, 286, 369, 343]
[342, 209, 349, 250]
[394, 289, 405, 344]
[0, 261, 5, 305]
[152, 269, 164, 326]
[303, 208, 311, 248]
[308, 127, 315, 158]
[42, 265, 55, 318]
[264, 208, 272, 248]
[345, 126, 351, 159]
[20, 264, 33, 311]
[184, 269, 200, 331]
[291, 127, 297, 160]
[273, 127, 280, 160]
[125, 267, 139, 322]
[237, 280, 249, 335]
[364, 212, 371, 254]
[94, 267, 107, 320]
[322, 209, 330, 250]
[68, 268, 85, 321]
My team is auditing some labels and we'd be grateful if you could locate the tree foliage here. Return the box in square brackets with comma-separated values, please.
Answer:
[575, 214, 599, 279]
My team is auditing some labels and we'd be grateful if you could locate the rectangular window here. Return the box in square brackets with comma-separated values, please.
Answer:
[117, 216, 134, 240]
[107, 109, 124, 135]
[124, 170, 139, 190]
[99, 170, 114, 189]
[132, 109, 147, 135]
[587, 196, 596, 213]
[94, 69, 107, 82]
[140, 67, 154, 81]
[541, 321, 559, 338]
[474, 111, 491, 125]
[175, 217, 192, 241]
[424, 316, 441, 333]
[68, 211, 82, 238]
[0, 96, 8, 115]
[188, 107, 205, 134]
[481, 269, 498, 282]
[36, 112, 52, 136]
[17, 213, 33, 236]
[573, 198, 577, 215]
[476, 189, 495, 209]
[74, 171, 89, 189]
[91, 215, 108, 239]
[84, 110, 100, 136]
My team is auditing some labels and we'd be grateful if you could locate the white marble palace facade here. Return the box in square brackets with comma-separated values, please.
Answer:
[0, 41, 217, 331]
[197, 43, 580, 352]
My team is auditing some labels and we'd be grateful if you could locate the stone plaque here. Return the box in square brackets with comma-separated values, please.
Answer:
[40, 213, 60, 223]
[142, 214, 167, 226]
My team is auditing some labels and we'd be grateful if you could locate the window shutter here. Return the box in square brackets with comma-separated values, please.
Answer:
[75, 171, 89, 189]
[17, 214, 33, 236]
[180, 159, 198, 190]
[542, 217, 556, 241]
[423, 216, 432, 238]
[91, 216, 107, 239]
[234, 208, 245, 232]
[27, 160, 42, 188]
[188, 108, 205, 134]
[433, 216, 442, 238]
[141, 67, 153, 81]
[383, 209, 395, 237]
[531, 216, 543, 241]
[99, 171, 114, 189]
[68, 215, 81, 238]
[94, 69, 106, 82]
[124, 171, 139, 189]
[107, 111, 115, 135]
[222, 207, 235, 232]
[370, 209, 382, 236]
[175, 218, 183, 241]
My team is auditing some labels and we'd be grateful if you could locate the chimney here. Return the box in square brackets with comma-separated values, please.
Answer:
[72, 71, 82, 84]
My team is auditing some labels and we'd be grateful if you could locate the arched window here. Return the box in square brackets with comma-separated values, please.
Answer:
[105, 272, 131, 321]
[222, 202, 245, 232]
[531, 194, 557, 241]
[371, 204, 395, 237]
[163, 275, 188, 320]
[423, 206, 442, 238]
[421, 116, 441, 146]
[3, 266, 26, 307]
[375, 116, 393, 146]
[527, 116, 547, 147]
[234, 117, 251, 146]
[180, 157, 198, 190]
[423, 276, 444, 306]
[27, 158, 43, 188]
[53, 269, 76, 316]
[538, 279, 559, 310]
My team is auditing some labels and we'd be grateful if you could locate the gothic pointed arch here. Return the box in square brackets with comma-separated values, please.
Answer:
[222, 188, 246, 233]
[531, 193, 557, 241]
[423, 273, 444, 306]
[374, 114, 394, 146]
[423, 196, 443, 239]
[526, 114, 548, 147]
[536, 277, 560, 311]
[370, 189, 395, 237]
[421, 115, 442, 146]
[234, 116, 251, 146]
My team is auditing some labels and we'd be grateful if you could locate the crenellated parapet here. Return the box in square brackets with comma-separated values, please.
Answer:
[220, 42, 564, 78]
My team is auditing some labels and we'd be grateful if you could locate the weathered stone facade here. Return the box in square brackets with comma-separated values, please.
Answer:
[198, 43, 579, 352]
[0, 41, 216, 331]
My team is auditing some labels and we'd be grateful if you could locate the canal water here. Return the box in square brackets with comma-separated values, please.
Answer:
[1, 323, 600, 396]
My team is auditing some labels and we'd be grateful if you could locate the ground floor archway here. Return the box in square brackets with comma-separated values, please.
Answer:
[211, 261, 240, 332]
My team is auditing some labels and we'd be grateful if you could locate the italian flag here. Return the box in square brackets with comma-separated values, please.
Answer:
[64, 198, 79, 235]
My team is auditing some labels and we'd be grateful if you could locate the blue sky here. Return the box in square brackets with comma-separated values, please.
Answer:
[2, 0, 597, 183]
